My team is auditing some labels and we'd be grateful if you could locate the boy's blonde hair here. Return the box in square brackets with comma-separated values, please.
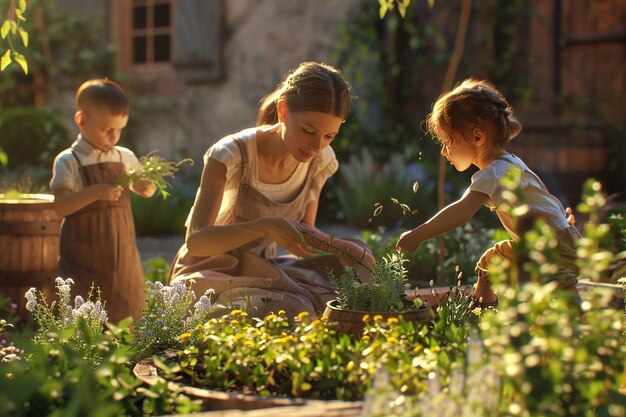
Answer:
[76, 78, 129, 116]
[426, 78, 522, 146]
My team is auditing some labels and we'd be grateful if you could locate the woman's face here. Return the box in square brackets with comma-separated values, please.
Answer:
[279, 102, 344, 162]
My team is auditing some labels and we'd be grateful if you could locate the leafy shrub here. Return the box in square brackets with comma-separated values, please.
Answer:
[336, 148, 433, 229]
[360, 221, 495, 287]
[131, 185, 193, 236]
[174, 310, 466, 401]
[2, 279, 201, 416]
[132, 280, 215, 360]
[330, 252, 421, 312]
[0, 107, 70, 171]
[142, 257, 171, 285]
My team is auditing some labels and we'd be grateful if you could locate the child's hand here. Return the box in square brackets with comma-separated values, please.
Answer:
[93, 184, 124, 202]
[130, 179, 157, 198]
[396, 230, 421, 253]
[565, 207, 576, 225]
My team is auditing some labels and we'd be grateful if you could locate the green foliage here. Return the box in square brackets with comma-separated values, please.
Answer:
[24, 278, 109, 365]
[142, 257, 171, 286]
[576, 180, 626, 283]
[174, 309, 465, 401]
[117, 152, 194, 199]
[360, 221, 494, 287]
[336, 148, 434, 229]
[131, 184, 193, 236]
[0, 106, 69, 167]
[330, 252, 416, 313]
[3, 280, 201, 416]
[132, 280, 215, 360]
[0, 0, 29, 74]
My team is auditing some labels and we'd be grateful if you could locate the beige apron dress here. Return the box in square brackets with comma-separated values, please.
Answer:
[169, 138, 343, 319]
[57, 151, 145, 323]
[475, 155, 581, 303]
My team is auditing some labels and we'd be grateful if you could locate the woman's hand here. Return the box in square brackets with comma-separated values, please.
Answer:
[261, 216, 319, 257]
[297, 223, 376, 270]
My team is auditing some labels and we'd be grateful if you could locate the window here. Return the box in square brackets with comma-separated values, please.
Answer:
[131, 0, 171, 65]
[110, 0, 222, 83]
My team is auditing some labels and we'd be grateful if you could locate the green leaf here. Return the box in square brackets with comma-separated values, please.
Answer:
[0, 21, 10, 39]
[13, 52, 28, 74]
[0, 148, 7, 166]
[379, 0, 390, 19]
[18, 27, 28, 47]
[1, 50, 11, 71]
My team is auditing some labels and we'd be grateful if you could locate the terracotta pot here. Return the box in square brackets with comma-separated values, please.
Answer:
[0, 194, 61, 317]
[322, 299, 434, 337]
[132, 353, 363, 413]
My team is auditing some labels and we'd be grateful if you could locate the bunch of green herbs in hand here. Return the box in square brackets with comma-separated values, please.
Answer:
[117, 151, 193, 199]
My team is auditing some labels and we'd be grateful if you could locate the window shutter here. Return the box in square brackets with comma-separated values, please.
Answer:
[174, 0, 221, 82]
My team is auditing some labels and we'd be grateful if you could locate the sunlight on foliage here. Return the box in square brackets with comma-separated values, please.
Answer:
[0, 0, 29, 73]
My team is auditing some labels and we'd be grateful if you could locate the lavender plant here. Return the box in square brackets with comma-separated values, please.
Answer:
[132, 280, 215, 359]
[25, 277, 108, 364]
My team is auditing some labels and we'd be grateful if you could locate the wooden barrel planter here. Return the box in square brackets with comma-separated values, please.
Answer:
[322, 299, 434, 337]
[0, 194, 61, 317]
[133, 353, 363, 414]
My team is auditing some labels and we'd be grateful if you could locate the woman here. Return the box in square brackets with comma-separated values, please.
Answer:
[169, 62, 375, 318]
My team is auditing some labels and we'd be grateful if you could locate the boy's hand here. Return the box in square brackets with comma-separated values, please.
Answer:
[130, 179, 157, 198]
[94, 184, 124, 202]
[396, 230, 421, 253]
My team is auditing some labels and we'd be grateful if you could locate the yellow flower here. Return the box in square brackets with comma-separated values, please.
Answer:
[386, 317, 399, 325]
[297, 311, 310, 320]
[179, 333, 192, 340]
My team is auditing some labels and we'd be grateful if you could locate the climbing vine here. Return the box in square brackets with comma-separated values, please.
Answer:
[0, 0, 28, 73]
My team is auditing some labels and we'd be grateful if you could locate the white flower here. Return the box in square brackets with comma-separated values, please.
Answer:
[74, 295, 85, 309]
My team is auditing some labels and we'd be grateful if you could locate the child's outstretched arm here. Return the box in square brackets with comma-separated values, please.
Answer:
[52, 185, 124, 217]
[396, 190, 488, 253]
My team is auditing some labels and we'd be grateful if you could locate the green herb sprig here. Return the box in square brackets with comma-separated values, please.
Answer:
[117, 151, 193, 199]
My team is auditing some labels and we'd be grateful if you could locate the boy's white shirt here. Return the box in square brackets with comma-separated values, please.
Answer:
[466, 153, 569, 240]
[49, 135, 140, 193]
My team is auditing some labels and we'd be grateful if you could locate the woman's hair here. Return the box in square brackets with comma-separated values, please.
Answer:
[76, 78, 129, 116]
[256, 62, 352, 126]
[426, 78, 522, 146]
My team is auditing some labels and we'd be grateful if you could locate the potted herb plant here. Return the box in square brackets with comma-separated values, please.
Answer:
[323, 252, 434, 336]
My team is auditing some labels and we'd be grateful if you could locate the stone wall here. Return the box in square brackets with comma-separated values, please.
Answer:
[51, 0, 360, 162]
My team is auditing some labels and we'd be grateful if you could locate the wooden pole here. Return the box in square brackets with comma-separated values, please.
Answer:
[436, 0, 472, 284]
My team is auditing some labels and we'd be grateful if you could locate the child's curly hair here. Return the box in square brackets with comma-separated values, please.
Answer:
[426, 78, 522, 147]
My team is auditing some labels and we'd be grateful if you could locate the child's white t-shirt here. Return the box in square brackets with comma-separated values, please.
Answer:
[465, 153, 569, 241]
[49, 135, 140, 192]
